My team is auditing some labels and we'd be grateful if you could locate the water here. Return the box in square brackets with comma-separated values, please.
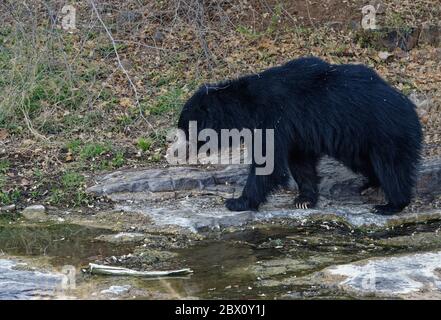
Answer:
[1, 217, 441, 299]
[0, 223, 136, 266]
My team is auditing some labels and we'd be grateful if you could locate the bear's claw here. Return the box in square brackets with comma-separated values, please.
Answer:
[294, 202, 310, 209]
[293, 195, 316, 210]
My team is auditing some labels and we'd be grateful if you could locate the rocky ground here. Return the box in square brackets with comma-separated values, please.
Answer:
[1, 0, 441, 300]
[1, 156, 441, 299]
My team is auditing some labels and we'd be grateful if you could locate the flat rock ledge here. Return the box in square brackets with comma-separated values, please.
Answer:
[259, 251, 441, 299]
[292, 250, 441, 299]
[325, 251, 441, 299]
[0, 259, 63, 299]
[87, 158, 441, 231]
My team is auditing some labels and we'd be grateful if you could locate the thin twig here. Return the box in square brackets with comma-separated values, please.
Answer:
[89, 0, 155, 132]
[21, 104, 47, 141]
[305, 0, 316, 28]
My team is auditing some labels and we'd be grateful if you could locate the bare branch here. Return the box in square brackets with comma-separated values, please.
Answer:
[88, 0, 155, 132]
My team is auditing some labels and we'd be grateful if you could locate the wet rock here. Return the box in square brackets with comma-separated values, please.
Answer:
[114, 199, 441, 232]
[100, 285, 131, 296]
[95, 232, 146, 244]
[0, 259, 63, 299]
[86, 157, 441, 231]
[325, 251, 441, 298]
[259, 250, 441, 299]
[250, 256, 336, 279]
[21, 205, 47, 221]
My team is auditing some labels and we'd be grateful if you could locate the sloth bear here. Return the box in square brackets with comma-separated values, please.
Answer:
[177, 57, 422, 215]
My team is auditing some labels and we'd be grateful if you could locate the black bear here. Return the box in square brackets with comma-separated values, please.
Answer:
[177, 57, 423, 215]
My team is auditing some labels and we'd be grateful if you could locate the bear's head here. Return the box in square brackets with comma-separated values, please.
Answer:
[171, 80, 264, 165]
[178, 82, 246, 139]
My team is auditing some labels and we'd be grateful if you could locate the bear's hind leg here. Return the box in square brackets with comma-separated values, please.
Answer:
[289, 154, 320, 209]
[370, 153, 414, 215]
[357, 162, 380, 196]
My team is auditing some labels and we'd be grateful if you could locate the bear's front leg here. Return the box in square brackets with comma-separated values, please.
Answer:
[288, 154, 320, 209]
[225, 196, 256, 211]
[225, 164, 289, 211]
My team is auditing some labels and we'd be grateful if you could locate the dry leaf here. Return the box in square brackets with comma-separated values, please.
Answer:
[119, 98, 132, 108]
[0, 129, 8, 140]
[378, 51, 393, 61]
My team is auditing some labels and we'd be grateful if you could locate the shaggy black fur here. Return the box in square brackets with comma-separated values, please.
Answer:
[178, 57, 423, 215]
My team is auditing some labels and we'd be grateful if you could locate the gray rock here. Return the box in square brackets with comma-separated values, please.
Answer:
[100, 285, 131, 296]
[262, 251, 441, 299]
[87, 166, 246, 195]
[0, 259, 63, 299]
[0, 205, 16, 214]
[88, 158, 441, 201]
[116, 201, 441, 232]
[21, 205, 47, 221]
[86, 157, 441, 231]
[325, 251, 441, 298]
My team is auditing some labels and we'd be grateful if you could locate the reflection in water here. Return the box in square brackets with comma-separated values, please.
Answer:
[0, 224, 135, 266]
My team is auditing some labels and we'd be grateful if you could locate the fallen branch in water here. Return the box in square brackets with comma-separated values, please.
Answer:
[88, 263, 193, 278]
